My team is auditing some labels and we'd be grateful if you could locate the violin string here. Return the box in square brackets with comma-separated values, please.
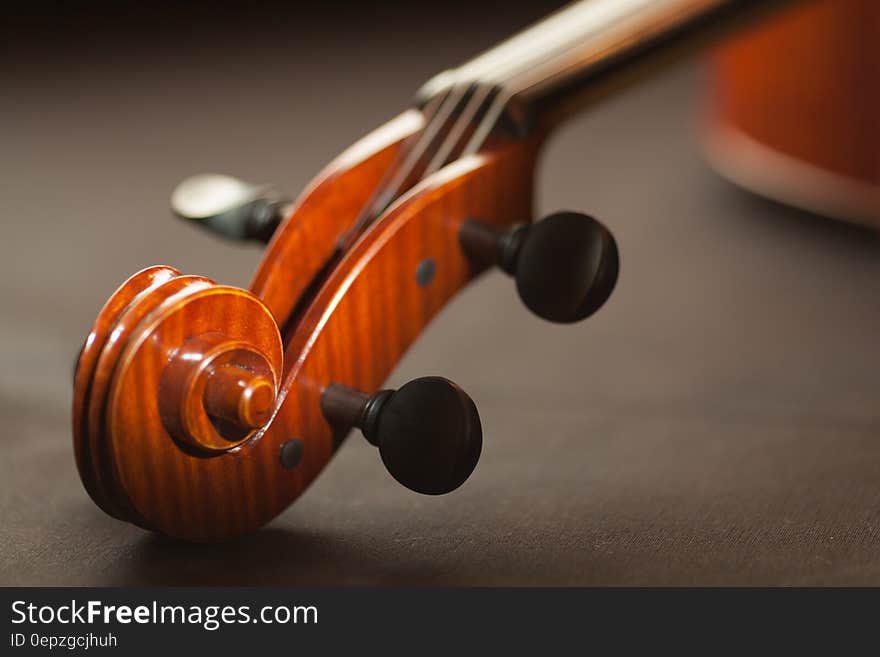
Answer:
[460, 89, 512, 158]
[341, 1, 606, 235]
[286, 15, 589, 343]
[420, 85, 495, 178]
[281, 88, 472, 343]
[456, 34, 567, 159]
[342, 16, 556, 244]
[337, 84, 472, 250]
[340, 39, 547, 251]
[367, 83, 473, 212]
[415, 38, 535, 179]
[415, 18, 566, 179]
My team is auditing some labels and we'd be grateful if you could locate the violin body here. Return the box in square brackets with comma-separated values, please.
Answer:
[707, 0, 880, 224]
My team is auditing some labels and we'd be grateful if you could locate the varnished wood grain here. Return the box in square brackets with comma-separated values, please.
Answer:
[202, 364, 275, 431]
[71, 112, 423, 536]
[74, 109, 539, 539]
[251, 110, 425, 329]
[157, 331, 280, 452]
[707, 0, 880, 223]
[73, 266, 182, 520]
[106, 284, 283, 538]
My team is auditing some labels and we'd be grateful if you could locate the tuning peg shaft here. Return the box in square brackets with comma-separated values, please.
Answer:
[321, 377, 482, 495]
[459, 211, 619, 323]
[171, 173, 290, 243]
[203, 364, 275, 430]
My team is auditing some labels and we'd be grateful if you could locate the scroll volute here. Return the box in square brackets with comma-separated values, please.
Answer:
[108, 280, 283, 458]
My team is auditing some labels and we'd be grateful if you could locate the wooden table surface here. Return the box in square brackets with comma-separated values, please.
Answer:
[3, 2, 880, 586]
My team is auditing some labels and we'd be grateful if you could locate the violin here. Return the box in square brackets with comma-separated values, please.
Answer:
[73, 0, 804, 541]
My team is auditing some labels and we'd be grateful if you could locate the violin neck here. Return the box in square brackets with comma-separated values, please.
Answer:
[418, 0, 795, 135]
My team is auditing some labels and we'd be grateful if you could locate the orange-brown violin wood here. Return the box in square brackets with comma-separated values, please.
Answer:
[203, 364, 275, 431]
[74, 108, 541, 540]
[707, 0, 880, 224]
[251, 110, 424, 330]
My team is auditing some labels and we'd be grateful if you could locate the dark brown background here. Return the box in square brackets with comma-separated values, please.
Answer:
[2, 0, 880, 585]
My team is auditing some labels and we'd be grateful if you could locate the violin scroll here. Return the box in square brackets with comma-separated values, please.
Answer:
[72, 267, 283, 532]
[72, 108, 618, 540]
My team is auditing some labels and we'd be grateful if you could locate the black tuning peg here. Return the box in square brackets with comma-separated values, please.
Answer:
[321, 377, 482, 495]
[459, 211, 619, 323]
[170, 174, 290, 243]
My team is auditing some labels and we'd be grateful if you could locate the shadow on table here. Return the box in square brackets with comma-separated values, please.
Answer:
[124, 527, 447, 586]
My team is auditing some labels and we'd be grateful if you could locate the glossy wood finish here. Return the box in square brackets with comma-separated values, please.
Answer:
[73, 269, 284, 529]
[106, 283, 283, 538]
[72, 111, 420, 532]
[251, 110, 424, 329]
[202, 364, 275, 431]
[73, 266, 186, 520]
[706, 0, 880, 224]
[155, 318, 282, 453]
[73, 105, 539, 539]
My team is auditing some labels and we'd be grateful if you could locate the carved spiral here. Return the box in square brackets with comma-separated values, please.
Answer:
[72, 266, 282, 530]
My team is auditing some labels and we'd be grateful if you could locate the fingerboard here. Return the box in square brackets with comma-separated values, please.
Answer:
[418, 0, 796, 135]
